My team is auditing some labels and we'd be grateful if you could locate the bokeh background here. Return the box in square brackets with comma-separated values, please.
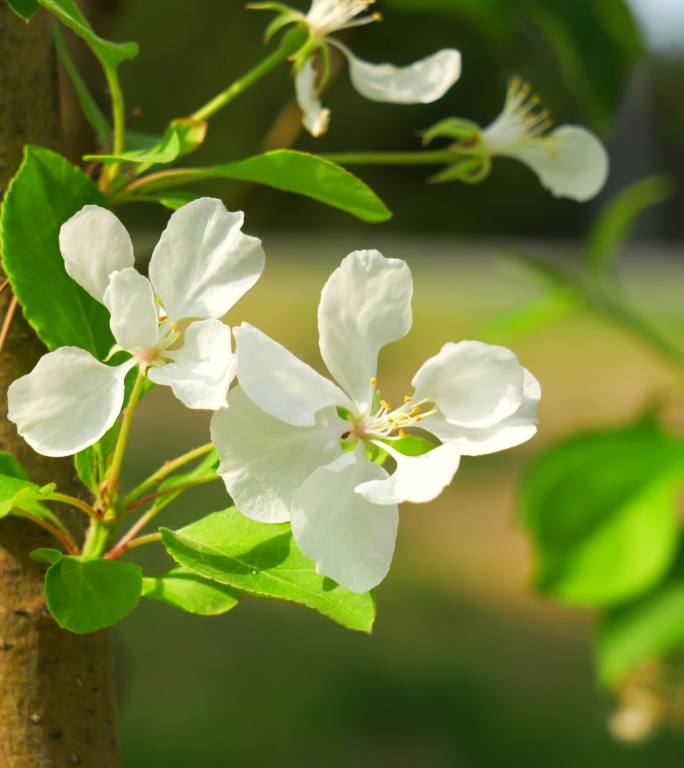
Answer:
[60, 1, 684, 764]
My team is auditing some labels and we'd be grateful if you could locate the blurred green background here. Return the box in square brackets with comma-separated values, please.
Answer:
[60, 0, 684, 764]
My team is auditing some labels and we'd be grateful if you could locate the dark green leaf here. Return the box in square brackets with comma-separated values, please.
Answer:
[522, 417, 684, 607]
[44, 555, 142, 633]
[161, 508, 376, 633]
[8, 0, 40, 21]
[31, 547, 63, 565]
[0, 451, 29, 481]
[1, 146, 114, 357]
[36, 0, 138, 69]
[586, 175, 673, 277]
[142, 150, 392, 223]
[53, 24, 111, 146]
[141, 567, 239, 616]
[596, 554, 684, 687]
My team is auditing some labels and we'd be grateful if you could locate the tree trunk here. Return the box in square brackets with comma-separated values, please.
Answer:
[0, 3, 121, 765]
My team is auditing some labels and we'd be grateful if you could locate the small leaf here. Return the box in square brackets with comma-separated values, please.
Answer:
[36, 0, 138, 70]
[143, 150, 392, 223]
[1, 146, 114, 357]
[53, 24, 111, 147]
[85, 119, 207, 165]
[44, 556, 142, 633]
[586, 175, 673, 277]
[161, 508, 376, 633]
[595, 554, 684, 687]
[522, 417, 684, 607]
[31, 548, 63, 565]
[8, 0, 40, 21]
[0, 451, 29, 481]
[0, 474, 53, 518]
[142, 567, 239, 616]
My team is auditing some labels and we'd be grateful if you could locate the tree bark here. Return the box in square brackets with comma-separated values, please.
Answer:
[0, 3, 121, 765]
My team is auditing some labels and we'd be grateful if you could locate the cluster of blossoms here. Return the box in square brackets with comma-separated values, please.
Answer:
[8, 197, 539, 593]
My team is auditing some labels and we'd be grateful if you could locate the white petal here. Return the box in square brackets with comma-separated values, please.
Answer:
[412, 340, 525, 429]
[291, 449, 399, 593]
[148, 320, 237, 410]
[234, 323, 350, 427]
[422, 369, 541, 456]
[148, 198, 265, 322]
[334, 41, 461, 104]
[7, 348, 133, 458]
[507, 126, 609, 203]
[294, 56, 331, 137]
[59, 205, 135, 302]
[211, 387, 344, 523]
[356, 441, 461, 505]
[318, 250, 413, 411]
[102, 268, 159, 351]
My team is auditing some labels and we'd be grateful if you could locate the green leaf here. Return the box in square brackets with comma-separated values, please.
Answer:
[85, 119, 207, 165]
[522, 417, 684, 607]
[392, 435, 437, 456]
[585, 175, 673, 277]
[1, 146, 114, 357]
[8, 0, 40, 21]
[36, 0, 138, 70]
[31, 547, 63, 565]
[161, 508, 376, 633]
[596, 554, 684, 687]
[142, 150, 392, 223]
[44, 555, 142, 633]
[141, 567, 239, 616]
[0, 474, 55, 518]
[0, 451, 29, 481]
[53, 24, 111, 147]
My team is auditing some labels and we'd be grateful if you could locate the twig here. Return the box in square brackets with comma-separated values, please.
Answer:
[0, 295, 18, 354]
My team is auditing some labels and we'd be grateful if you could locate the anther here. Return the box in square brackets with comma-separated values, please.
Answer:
[370, 377, 377, 386]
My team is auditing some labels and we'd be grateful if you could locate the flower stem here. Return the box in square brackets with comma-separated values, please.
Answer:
[100, 66, 126, 191]
[104, 369, 147, 500]
[106, 492, 180, 560]
[323, 149, 468, 166]
[119, 532, 162, 553]
[191, 27, 307, 122]
[125, 475, 219, 513]
[21, 511, 79, 555]
[122, 442, 214, 509]
[49, 493, 100, 522]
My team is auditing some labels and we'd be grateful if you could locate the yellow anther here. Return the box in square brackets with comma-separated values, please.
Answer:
[370, 377, 377, 386]
[415, 415, 423, 422]
[410, 406, 421, 415]
[399, 429, 406, 439]
[380, 400, 391, 410]
[403, 395, 412, 403]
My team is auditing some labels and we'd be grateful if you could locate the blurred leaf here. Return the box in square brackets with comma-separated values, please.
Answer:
[522, 417, 684, 607]
[142, 567, 240, 616]
[596, 553, 684, 686]
[140, 151, 392, 223]
[393, 435, 436, 456]
[0, 146, 113, 357]
[86, 119, 207, 165]
[137, 190, 202, 211]
[0, 451, 29, 481]
[161, 508, 376, 633]
[43, 553, 142, 633]
[36, 0, 138, 70]
[586, 175, 674, 277]
[8, 0, 40, 21]
[52, 24, 111, 147]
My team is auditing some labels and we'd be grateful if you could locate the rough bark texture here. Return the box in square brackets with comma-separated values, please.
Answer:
[0, 3, 121, 765]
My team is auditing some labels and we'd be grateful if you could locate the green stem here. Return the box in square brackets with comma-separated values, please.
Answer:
[106, 491, 181, 560]
[101, 66, 126, 190]
[21, 511, 79, 555]
[323, 150, 463, 166]
[125, 475, 219, 513]
[191, 27, 307, 122]
[49, 492, 99, 522]
[105, 369, 147, 499]
[120, 532, 162, 553]
[122, 442, 214, 509]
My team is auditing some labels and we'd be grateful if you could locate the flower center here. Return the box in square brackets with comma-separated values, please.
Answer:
[306, 0, 380, 37]
[483, 76, 554, 154]
[132, 317, 180, 368]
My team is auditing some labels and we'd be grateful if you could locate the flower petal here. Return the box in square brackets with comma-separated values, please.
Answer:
[59, 205, 135, 302]
[356, 441, 460, 505]
[291, 449, 399, 593]
[211, 387, 344, 523]
[333, 41, 461, 104]
[422, 368, 541, 456]
[148, 319, 237, 410]
[506, 126, 609, 203]
[318, 250, 413, 411]
[148, 198, 265, 322]
[7, 347, 133, 457]
[412, 340, 525, 429]
[295, 56, 331, 137]
[234, 323, 350, 427]
[102, 268, 159, 351]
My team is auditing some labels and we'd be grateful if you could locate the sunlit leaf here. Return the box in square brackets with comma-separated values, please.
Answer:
[142, 567, 239, 616]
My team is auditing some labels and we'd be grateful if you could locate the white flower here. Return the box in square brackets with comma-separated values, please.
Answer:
[289, 0, 462, 136]
[8, 198, 264, 458]
[482, 77, 609, 202]
[211, 249, 540, 593]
